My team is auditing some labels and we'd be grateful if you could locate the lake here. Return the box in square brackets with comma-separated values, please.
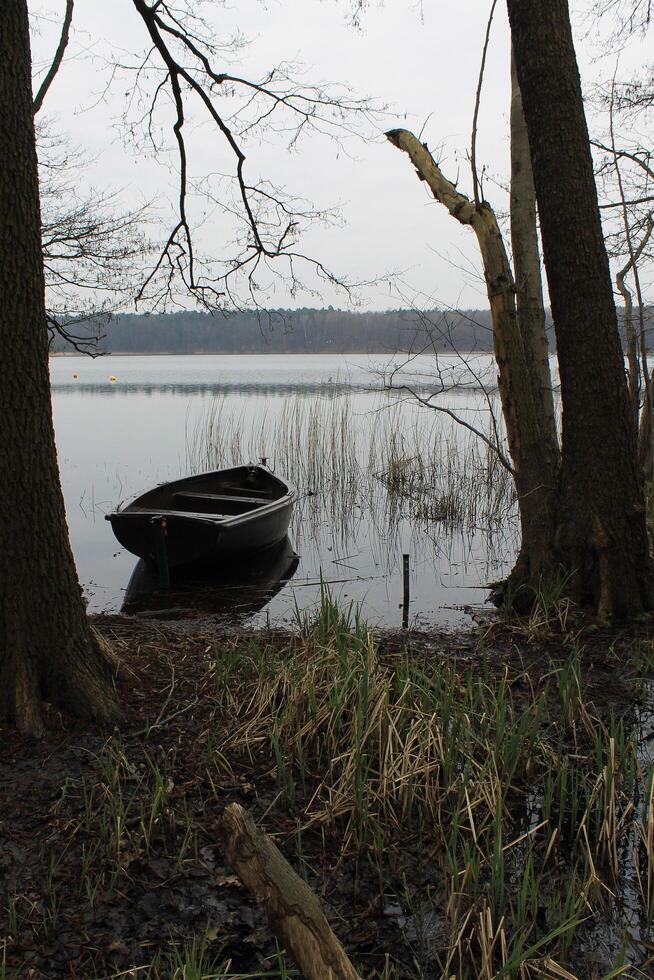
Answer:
[50, 353, 518, 628]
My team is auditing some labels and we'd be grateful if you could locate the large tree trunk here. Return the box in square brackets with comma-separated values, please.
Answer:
[0, 0, 123, 735]
[386, 130, 559, 601]
[507, 0, 654, 617]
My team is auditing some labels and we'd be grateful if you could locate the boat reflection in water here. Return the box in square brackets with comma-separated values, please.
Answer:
[122, 535, 299, 621]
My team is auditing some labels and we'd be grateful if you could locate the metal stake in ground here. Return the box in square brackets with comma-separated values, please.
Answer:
[402, 553, 410, 628]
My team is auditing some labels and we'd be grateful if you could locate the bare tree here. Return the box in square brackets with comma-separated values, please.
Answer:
[0, 0, 123, 737]
[32, 0, 73, 114]
[387, 0, 654, 616]
[32, 1, 154, 352]
[590, 56, 654, 471]
[117, 0, 373, 310]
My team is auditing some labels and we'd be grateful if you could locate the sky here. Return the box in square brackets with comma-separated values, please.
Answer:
[30, 0, 652, 312]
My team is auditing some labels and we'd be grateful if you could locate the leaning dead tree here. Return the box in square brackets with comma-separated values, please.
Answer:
[389, 0, 654, 616]
[386, 47, 560, 607]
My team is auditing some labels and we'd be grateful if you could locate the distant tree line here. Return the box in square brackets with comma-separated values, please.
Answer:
[49, 306, 652, 355]
[48, 307, 496, 354]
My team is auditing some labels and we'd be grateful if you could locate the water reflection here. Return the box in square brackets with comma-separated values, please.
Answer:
[122, 536, 299, 620]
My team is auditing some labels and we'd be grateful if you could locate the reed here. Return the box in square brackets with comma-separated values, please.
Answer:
[204, 592, 654, 977]
[8, 607, 653, 977]
[189, 393, 516, 534]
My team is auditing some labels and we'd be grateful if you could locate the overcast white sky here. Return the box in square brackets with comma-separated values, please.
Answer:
[30, 0, 651, 312]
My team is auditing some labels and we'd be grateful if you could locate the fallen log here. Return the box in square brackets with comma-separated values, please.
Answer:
[221, 803, 361, 980]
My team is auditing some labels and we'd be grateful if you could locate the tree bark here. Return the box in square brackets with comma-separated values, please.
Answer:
[616, 258, 641, 425]
[616, 216, 654, 473]
[509, 50, 558, 459]
[507, 0, 654, 617]
[386, 129, 559, 601]
[0, 0, 123, 735]
[639, 370, 654, 485]
[222, 804, 361, 980]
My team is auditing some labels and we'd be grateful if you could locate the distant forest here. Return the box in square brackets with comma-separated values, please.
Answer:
[50, 306, 652, 355]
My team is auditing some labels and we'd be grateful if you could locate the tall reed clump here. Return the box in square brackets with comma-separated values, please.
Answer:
[190, 394, 516, 531]
[207, 593, 654, 977]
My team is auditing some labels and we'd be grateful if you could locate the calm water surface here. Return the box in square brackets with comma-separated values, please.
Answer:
[51, 353, 517, 628]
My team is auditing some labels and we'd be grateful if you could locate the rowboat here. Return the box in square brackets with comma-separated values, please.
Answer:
[105, 464, 297, 570]
[122, 535, 299, 618]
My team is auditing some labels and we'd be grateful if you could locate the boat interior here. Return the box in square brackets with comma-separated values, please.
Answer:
[127, 466, 288, 517]
[171, 486, 271, 516]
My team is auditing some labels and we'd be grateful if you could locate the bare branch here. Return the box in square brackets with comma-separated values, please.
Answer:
[122, 0, 376, 310]
[592, 139, 654, 183]
[471, 0, 499, 205]
[33, 0, 74, 115]
[599, 193, 654, 208]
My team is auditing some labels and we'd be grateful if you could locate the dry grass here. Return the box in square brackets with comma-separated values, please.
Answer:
[5, 608, 654, 978]
[203, 593, 654, 978]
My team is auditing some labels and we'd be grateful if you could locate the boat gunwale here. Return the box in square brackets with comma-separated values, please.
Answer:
[106, 466, 297, 529]
[108, 496, 295, 528]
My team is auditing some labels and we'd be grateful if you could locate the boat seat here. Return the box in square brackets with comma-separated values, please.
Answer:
[222, 483, 272, 499]
[173, 490, 268, 506]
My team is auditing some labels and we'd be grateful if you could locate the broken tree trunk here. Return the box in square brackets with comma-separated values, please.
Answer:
[221, 803, 361, 980]
[386, 128, 559, 604]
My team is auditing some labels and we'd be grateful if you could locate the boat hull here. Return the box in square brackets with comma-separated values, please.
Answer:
[106, 465, 296, 569]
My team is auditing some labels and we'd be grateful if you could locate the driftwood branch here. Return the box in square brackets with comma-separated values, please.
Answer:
[221, 803, 360, 980]
[33, 0, 74, 115]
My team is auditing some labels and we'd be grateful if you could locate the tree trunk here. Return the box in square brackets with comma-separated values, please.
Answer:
[509, 50, 558, 458]
[616, 259, 640, 426]
[0, 0, 123, 735]
[639, 370, 654, 486]
[507, 0, 654, 617]
[386, 129, 559, 603]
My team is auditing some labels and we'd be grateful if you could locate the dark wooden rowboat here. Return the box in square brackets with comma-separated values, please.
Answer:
[105, 464, 296, 569]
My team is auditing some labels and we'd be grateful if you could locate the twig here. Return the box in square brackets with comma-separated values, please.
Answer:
[471, 0, 499, 204]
